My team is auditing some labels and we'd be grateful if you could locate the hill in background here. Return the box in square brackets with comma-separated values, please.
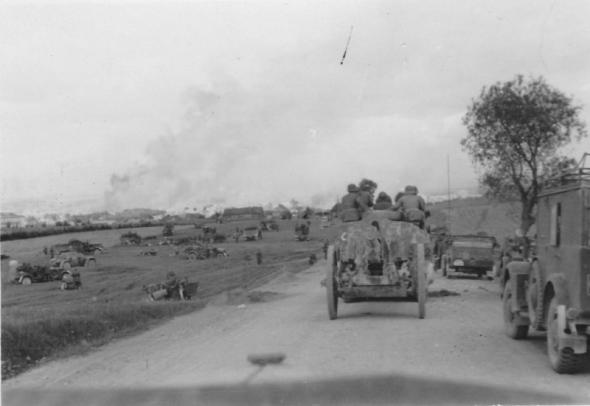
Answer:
[428, 196, 522, 239]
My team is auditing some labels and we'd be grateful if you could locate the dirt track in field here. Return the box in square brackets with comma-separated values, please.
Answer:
[4, 261, 590, 405]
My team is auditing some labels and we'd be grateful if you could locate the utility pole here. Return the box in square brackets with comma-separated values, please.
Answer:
[447, 154, 452, 234]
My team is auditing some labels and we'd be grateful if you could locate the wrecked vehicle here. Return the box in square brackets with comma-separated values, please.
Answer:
[12, 263, 62, 285]
[143, 272, 199, 301]
[50, 252, 96, 270]
[242, 226, 263, 241]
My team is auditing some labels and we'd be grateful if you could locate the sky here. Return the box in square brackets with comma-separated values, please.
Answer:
[1, 0, 590, 214]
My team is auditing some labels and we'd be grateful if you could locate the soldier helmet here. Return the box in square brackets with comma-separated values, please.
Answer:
[404, 185, 418, 194]
[359, 178, 377, 191]
[347, 183, 359, 193]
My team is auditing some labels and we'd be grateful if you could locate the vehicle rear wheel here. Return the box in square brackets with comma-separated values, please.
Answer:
[21, 276, 32, 285]
[546, 296, 586, 373]
[502, 282, 528, 339]
[415, 244, 426, 319]
[326, 245, 338, 320]
[527, 262, 545, 330]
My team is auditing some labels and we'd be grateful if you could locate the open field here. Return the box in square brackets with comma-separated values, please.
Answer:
[1, 219, 327, 379]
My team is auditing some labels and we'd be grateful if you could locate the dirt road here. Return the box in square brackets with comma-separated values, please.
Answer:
[4, 261, 589, 404]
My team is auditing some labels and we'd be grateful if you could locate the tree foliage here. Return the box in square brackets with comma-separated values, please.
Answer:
[462, 75, 586, 234]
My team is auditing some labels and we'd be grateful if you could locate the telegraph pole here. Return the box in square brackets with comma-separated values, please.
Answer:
[447, 154, 452, 234]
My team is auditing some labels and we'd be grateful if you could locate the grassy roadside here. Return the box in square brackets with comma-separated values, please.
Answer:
[1, 219, 326, 380]
[1, 301, 205, 379]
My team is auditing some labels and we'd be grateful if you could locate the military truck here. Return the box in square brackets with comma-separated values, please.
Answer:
[440, 234, 497, 279]
[501, 154, 590, 373]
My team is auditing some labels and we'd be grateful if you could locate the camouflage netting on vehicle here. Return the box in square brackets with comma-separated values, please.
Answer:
[333, 220, 431, 269]
[335, 223, 383, 270]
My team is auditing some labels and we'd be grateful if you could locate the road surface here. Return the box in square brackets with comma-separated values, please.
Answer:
[4, 261, 590, 405]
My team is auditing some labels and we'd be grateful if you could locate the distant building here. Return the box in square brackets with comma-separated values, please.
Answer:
[222, 206, 264, 221]
[0, 212, 27, 228]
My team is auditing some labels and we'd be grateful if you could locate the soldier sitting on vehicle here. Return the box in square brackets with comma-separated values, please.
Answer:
[395, 185, 427, 229]
[373, 191, 394, 210]
[340, 183, 362, 222]
[358, 179, 377, 216]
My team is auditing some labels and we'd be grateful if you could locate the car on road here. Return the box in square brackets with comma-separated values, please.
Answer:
[441, 234, 497, 279]
[501, 153, 590, 373]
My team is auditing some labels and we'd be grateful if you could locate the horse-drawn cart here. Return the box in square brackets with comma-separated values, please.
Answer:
[325, 216, 430, 320]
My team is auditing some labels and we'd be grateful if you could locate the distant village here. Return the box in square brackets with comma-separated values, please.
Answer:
[0, 203, 311, 231]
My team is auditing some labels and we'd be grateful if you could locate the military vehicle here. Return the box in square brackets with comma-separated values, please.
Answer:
[440, 234, 497, 279]
[501, 153, 590, 373]
[325, 212, 429, 320]
[243, 225, 263, 241]
[50, 252, 96, 270]
[12, 263, 62, 285]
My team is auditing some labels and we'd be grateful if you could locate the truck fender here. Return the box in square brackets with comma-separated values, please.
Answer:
[544, 274, 569, 307]
[505, 261, 531, 313]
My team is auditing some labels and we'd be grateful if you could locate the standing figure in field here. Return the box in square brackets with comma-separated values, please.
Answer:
[357, 178, 377, 216]
[396, 185, 427, 229]
[340, 183, 362, 222]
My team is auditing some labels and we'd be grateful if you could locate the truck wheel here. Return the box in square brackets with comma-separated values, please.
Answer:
[527, 262, 545, 330]
[546, 296, 586, 373]
[502, 282, 528, 339]
[21, 276, 32, 285]
[326, 245, 338, 320]
[416, 244, 426, 319]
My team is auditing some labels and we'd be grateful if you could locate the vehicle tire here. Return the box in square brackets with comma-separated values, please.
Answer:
[502, 282, 528, 339]
[326, 245, 338, 320]
[527, 262, 545, 330]
[86, 259, 96, 268]
[63, 262, 71, 270]
[21, 276, 32, 285]
[416, 243, 426, 319]
[546, 296, 586, 373]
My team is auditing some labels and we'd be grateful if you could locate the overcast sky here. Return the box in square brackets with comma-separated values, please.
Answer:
[2, 0, 590, 213]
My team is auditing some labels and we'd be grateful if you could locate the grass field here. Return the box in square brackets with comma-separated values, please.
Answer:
[1, 219, 328, 379]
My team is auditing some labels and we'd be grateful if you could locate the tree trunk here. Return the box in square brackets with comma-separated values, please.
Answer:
[520, 199, 536, 258]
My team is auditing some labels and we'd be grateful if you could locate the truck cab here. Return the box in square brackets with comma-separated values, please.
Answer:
[502, 154, 590, 373]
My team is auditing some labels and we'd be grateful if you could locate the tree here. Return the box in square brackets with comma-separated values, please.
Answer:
[462, 75, 586, 236]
